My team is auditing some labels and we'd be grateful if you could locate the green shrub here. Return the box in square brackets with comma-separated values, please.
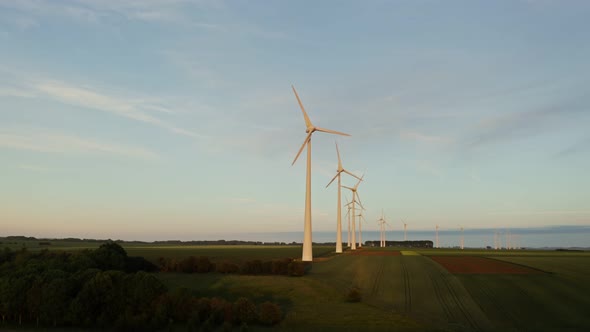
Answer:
[346, 287, 362, 302]
[257, 301, 282, 326]
[233, 297, 256, 324]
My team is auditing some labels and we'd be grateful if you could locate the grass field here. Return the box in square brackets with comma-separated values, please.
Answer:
[5, 240, 589, 331]
[158, 247, 590, 331]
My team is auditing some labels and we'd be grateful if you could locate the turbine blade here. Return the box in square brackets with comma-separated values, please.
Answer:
[342, 169, 362, 181]
[341, 185, 354, 191]
[292, 132, 312, 165]
[326, 172, 339, 188]
[335, 141, 343, 170]
[315, 127, 350, 136]
[292, 85, 312, 128]
[352, 174, 364, 190]
[355, 192, 364, 210]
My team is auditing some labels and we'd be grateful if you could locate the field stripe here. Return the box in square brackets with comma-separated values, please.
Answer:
[400, 257, 412, 312]
[428, 263, 482, 331]
[370, 257, 386, 296]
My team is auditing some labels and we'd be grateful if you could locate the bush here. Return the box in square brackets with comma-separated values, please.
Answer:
[197, 256, 213, 273]
[209, 297, 228, 324]
[257, 301, 282, 326]
[233, 297, 257, 324]
[217, 261, 240, 274]
[346, 287, 362, 302]
[287, 261, 306, 276]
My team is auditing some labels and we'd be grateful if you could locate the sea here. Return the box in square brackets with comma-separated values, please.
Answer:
[205, 225, 590, 249]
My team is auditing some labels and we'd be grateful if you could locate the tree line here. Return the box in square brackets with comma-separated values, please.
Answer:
[157, 256, 308, 276]
[0, 242, 284, 330]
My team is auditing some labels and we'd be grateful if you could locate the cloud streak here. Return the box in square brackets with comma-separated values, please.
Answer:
[467, 100, 587, 149]
[0, 127, 159, 159]
[33, 80, 202, 138]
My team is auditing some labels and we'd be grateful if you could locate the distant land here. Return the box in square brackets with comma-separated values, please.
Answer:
[2, 225, 589, 249]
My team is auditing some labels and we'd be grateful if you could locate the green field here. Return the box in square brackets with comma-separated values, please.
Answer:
[155, 247, 590, 331]
[4, 240, 589, 331]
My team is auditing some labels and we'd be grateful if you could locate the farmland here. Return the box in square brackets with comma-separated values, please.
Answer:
[2, 240, 589, 331]
[150, 246, 590, 331]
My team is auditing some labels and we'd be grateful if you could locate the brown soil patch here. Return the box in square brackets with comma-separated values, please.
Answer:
[313, 257, 332, 262]
[430, 256, 543, 274]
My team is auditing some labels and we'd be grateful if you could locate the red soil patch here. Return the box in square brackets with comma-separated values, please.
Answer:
[430, 256, 543, 274]
[313, 257, 331, 262]
[348, 250, 401, 256]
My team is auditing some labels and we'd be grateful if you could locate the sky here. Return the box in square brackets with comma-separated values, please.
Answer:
[0, 0, 589, 242]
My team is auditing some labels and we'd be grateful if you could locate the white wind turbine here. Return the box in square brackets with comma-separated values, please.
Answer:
[401, 219, 408, 241]
[291, 85, 350, 261]
[435, 224, 440, 248]
[377, 209, 387, 247]
[356, 208, 367, 248]
[344, 196, 352, 247]
[459, 225, 465, 250]
[344, 197, 360, 249]
[342, 176, 364, 250]
[326, 143, 361, 253]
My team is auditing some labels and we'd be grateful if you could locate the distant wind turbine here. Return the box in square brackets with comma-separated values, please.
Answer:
[401, 219, 408, 241]
[326, 142, 361, 254]
[459, 225, 464, 250]
[435, 224, 439, 248]
[291, 85, 350, 262]
[377, 209, 388, 247]
[342, 176, 364, 250]
[356, 209, 366, 248]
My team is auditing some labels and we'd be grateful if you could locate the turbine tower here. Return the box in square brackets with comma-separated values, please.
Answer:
[326, 143, 361, 254]
[342, 176, 364, 250]
[435, 224, 439, 248]
[344, 197, 352, 247]
[401, 219, 408, 241]
[377, 209, 387, 247]
[291, 85, 350, 261]
[459, 225, 464, 250]
[356, 209, 366, 248]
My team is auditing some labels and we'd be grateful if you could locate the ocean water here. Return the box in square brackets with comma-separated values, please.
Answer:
[211, 226, 590, 249]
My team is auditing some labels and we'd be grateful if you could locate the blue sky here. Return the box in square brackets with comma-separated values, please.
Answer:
[0, 0, 589, 241]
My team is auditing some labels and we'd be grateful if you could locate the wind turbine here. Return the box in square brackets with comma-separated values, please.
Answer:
[344, 196, 352, 247]
[401, 219, 408, 241]
[377, 209, 386, 247]
[291, 86, 350, 262]
[342, 175, 364, 250]
[326, 143, 361, 254]
[435, 224, 439, 248]
[459, 225, 464, 250]
[356, 209, 366, 248]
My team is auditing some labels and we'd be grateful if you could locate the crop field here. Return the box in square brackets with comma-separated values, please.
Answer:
[6, 240, 588, 331]
[429, 256, 543, 274]
[157, 247, 590, 331]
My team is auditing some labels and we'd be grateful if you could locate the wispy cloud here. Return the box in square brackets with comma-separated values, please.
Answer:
[488, 210, 590, 216]
[468, 100, 587, 149]
[0, 0, 221, 27]
[415, 160, 443, 178]
[0, 127, 159, 159]
[33, 80, 202, 138]
[0, 87, 36, 98]
[555, 136, 590, 158]
[399, 130, 452, 144]
[18, 164, 51, 172]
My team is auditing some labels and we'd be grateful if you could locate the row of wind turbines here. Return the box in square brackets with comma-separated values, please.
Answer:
[291, 85, 396, 261]
[290, 86, 519, 261]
